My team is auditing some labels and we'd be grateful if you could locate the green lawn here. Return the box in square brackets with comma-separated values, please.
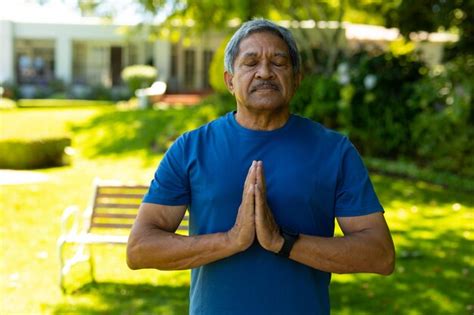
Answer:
[1, 104, 472, 314]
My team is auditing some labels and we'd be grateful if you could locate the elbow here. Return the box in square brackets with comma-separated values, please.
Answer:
[378, 247, 396, 275]
[126, 240, 141, 270]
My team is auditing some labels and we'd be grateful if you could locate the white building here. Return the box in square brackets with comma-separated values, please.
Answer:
[0, 14, 457, 96]
[0, 17, 225, 93]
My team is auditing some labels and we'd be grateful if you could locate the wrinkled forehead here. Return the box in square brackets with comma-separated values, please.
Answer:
[236, 30, 290, 58]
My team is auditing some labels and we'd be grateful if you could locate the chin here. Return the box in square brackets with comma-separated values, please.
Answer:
[246, 96, 288, 111]
[248, 102, 287, 112]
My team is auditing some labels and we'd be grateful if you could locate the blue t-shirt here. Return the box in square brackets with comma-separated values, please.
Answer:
[143, 112, 383, 315]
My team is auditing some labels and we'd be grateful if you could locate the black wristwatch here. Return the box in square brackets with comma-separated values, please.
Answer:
[277, 228, 299, 258]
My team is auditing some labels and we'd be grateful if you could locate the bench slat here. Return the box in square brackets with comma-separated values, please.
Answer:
[97, 193, 145, 198]
[95, 203, 140, 209]
[91, 223, 134, 229]
[91, 222, 188, 230]
[93, 213, 137, 219]
[98, 185, 149, 190]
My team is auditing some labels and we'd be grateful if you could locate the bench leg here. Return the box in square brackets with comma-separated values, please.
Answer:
[58, 240, 66, 293]
[89, 245, 96, 283]
[58, 241, 91, 293]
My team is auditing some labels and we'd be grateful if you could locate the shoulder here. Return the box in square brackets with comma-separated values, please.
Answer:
[179, 112, 229, 142]
[169, 112, 230, 157]
[291, 114, 350, 147]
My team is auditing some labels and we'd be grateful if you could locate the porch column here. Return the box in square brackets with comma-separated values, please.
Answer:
[154, 39, 170, 82]
[55, 35, 72, 84]
[0, 20, 14, 83]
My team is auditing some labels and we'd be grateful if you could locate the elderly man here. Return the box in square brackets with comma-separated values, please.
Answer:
[127, 19, 395, 314]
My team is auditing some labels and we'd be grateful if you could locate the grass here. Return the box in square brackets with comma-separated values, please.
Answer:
[1, 104, 473, 314]
[17, 99, 115, 108]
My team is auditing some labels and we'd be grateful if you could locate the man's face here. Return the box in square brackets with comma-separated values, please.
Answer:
[224, 31, 301, 112]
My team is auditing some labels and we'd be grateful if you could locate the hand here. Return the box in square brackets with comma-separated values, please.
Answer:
[227, 161, 257, 252]
[255, 161, 284, 253]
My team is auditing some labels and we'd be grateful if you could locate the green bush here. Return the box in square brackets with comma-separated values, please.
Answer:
[409, 55, 474, 177]
[121, 65, 157, 95]
[200, 92, 235, 116]
[343, 51, 426, 158]
[209, 36, 231, 94]
[290, 75, 341, 129]
[365, 157, 474, 192]
[0, 137, 71, 169]
[17, 99, 114, 107]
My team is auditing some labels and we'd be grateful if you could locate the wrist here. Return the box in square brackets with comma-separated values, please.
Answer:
[277, 228, 299, 258]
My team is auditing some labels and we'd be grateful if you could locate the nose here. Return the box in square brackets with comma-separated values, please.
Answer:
[255, 61, 275, 80]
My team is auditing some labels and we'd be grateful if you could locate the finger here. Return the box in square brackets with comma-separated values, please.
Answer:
[243, 161, 257, 188]
[242, 161, 256, 199]
[241, 183, 255, 213]
[256, 161, 266, 194]
[254, 184, 265, 220]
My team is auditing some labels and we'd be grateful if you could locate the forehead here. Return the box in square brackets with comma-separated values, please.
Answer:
[236, 31, 290, 58]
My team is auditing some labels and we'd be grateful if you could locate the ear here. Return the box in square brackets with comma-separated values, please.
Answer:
[224, 71, 234, 95]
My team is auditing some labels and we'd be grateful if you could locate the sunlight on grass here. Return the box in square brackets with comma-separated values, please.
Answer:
[1, 105, 473, 314]
[0, 106, 110, 140]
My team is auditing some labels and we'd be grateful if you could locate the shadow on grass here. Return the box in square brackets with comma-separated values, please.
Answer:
[52, 282, 189, 315]
[330, 174, 474, 314]
[330, 229, 473, 314]
[70, 105, 220, 162]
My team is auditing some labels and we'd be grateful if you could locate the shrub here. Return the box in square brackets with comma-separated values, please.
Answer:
[343, 51, 426, 158]
[290, 75, 341, 129]
[0, 137, 71, 169]
[200, 92, 235, 116]
[121, 65, 157, 95]
[0, 81, 19, 99]
[16, 99, 113, 107]
[209, 36, 231, 94]
[0, 98, 17, 109]
[409, 55, 474, 177]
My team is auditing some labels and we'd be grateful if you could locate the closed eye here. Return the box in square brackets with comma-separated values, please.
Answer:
[244, 61, 257, 67]
[272, 57, 288, 67]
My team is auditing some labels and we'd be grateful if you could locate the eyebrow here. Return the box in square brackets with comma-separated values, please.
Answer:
[241, 52, 289, 58]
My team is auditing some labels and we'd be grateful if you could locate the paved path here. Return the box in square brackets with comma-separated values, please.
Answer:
[0, 170, 49, 185]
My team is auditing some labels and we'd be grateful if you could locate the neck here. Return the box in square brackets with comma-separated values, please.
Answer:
[235, 106, 290, 131]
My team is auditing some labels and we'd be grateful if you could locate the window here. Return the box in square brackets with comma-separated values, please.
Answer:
[72, 42, 87, 84]
[170, 44, 178, 77]
[184, 49, 195, 89]
[15, 39, 55, 84]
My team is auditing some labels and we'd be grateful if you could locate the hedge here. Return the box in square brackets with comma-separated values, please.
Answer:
[0, 137, 71, 169]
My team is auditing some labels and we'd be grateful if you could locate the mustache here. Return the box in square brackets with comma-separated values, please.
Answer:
[250, 81, 280, 92]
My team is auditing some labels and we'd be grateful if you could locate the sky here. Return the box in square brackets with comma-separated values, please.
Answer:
[0, 0, 167, 24]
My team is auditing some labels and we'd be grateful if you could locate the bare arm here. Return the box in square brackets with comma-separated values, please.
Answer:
[254, 161, 395, 275]
[127, 161, 258, 270]
[127, 203, 237, 270]
[288, 212, 395, 275]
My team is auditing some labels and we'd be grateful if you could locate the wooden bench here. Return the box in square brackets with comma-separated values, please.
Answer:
[57, 179, 188, 292]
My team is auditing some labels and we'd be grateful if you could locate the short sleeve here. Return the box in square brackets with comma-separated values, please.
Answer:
[335, 138, 384, 217]
[143, 135, 190, 205]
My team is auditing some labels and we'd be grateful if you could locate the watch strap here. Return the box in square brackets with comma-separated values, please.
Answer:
[277, 228, 299, 258]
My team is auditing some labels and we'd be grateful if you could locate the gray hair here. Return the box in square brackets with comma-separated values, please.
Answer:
[224, 19, 301, 75]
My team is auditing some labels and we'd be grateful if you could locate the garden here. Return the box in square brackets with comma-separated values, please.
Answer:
[0, 98, 472, 314]
[1, 0, 473, 314]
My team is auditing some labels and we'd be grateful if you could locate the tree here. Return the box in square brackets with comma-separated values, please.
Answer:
[390, 0, 473, 57]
